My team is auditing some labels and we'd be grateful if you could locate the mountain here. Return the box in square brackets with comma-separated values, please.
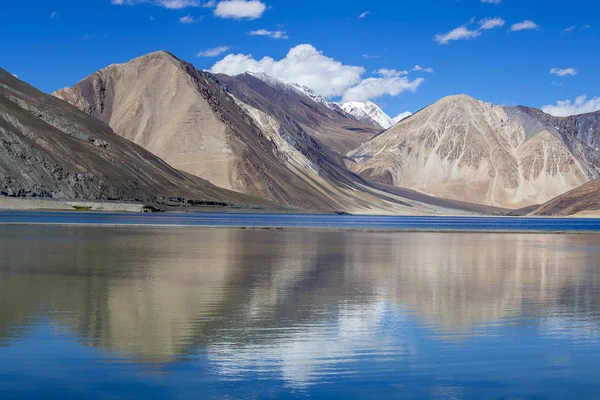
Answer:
[0, 67, 269, 209]
[347, 95, 600, 208]
[341, 101, 395, 130]
[218, 71, 379, 155]
[56, 51, 481, 214]
[530, 178, 600, 216]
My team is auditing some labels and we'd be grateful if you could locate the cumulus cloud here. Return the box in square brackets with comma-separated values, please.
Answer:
[435, 17, 505, 44]
[111, 0, 208, 8]
[214, 0, 266, 19]
[211, 44, 365, 98]
[542, 95, 600, 117]
[197, 45, 230, 57]
[211, 44, 425, 102]
[342, 77, 423, 103]
[481, 0, 501, 4]
[510, 20, 540, 32]
[550, 68, 577, 77]
[393, 112, 412, 123]
[248, 29, 288, 39]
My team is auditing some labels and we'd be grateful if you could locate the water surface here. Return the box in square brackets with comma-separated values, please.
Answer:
[1, 225, 600, 399]
[2, 211, 600, 232]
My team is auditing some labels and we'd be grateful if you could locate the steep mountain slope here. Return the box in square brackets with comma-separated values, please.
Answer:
[55, 51, 472, 214]
[217, 72, 379, 155]
[0, 68, 269, 208]
[511, 107, 600, 174]
[341, 101, 394, 129]
[531, 178, 600, 216]
[347, 95, 599, 208]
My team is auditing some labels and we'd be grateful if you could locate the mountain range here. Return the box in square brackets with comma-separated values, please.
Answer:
[1, 50, 598, 216]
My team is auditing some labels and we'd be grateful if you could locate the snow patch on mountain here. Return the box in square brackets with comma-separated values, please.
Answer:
[246, 71, 345, 114]
[340, 101, 395, 129]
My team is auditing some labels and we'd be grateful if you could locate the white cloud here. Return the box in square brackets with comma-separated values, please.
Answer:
[542, 95, 600, 117]
[563, 24, 591, 34]
[412, 65, 434, 73]
[358, 11, 369, 19]
[435, 17, 506, 44]
[342, 76, 424, 103]
[50, 11, 59, 19]
[211, 44, 365, 98]
[197, 45, 230, 57]
[211, 44, 425, 102]
[248, 29, 288, 39]
[214, 0, 266, 19]
[479, 17, 505, 30]
[179, 14, 201, 23]
[362, 54, 381, 59]
[111, 0, 206, 8]
[481, 0, 501, 4]
[149, 15, 155, 20]
[393, 112, 412, 123]
[550, 68, 577, 77]
[435, 26, 481, 44]
[376, 69, 408, 78]
[510, 20, 540, 32]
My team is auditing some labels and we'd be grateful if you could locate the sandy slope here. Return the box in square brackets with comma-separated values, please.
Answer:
[348, 95, 597, 208]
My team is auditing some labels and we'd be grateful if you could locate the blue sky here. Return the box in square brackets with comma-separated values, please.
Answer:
[1, 0, 598, 118]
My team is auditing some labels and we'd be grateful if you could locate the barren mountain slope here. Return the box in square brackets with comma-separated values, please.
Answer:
[54, 52, 447, 214]
[0, 68, 270, 208]
[347, 95, 598, 208]
[531, 178, 600, 216]
[55, 52, 502, 215]
[216, 72, 379, 155]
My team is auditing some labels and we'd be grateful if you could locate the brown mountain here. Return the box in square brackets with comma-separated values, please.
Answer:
[0, 67, 270, 209]
[531, 178, 600, 216]
[55, 51, 496, 215]
[347, 95, 600, 208]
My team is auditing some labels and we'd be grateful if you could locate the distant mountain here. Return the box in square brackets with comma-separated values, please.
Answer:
[341, 101, 395, 130]
[0, 67, 267, 208]
[56, 51, 480, 214]
[347, 95, 600, 208]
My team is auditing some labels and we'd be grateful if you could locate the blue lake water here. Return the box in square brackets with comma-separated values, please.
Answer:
[1, 211, 600, 231]
[1, 215, 600, 399]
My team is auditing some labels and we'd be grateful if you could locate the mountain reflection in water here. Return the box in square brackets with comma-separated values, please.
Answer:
[1, 225, 599, 398]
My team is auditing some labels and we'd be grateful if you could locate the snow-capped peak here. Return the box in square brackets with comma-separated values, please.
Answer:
[244, 71, 344, 113]
[340, 101, 395, 129]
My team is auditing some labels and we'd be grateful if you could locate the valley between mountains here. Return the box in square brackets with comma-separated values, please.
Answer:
[2, 51, 599, 216]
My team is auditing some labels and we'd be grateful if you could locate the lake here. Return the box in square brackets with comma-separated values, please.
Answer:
[1, 220, 600, 399]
